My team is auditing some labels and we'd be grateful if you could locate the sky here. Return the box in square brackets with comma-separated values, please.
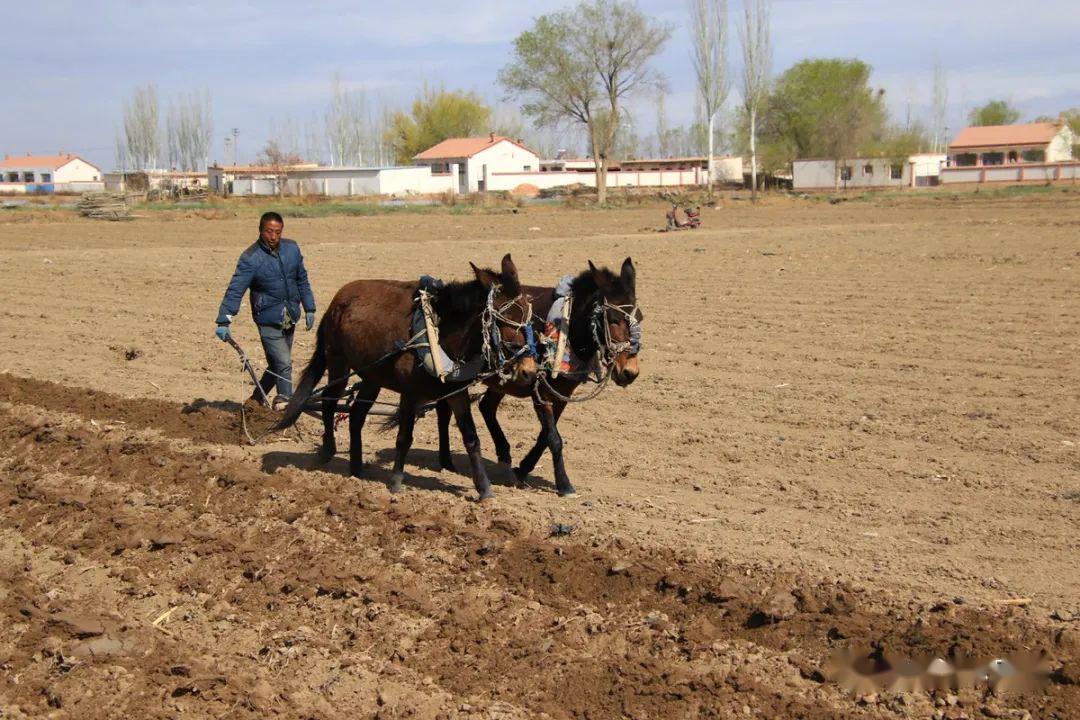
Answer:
[3, 0, 1078, 170]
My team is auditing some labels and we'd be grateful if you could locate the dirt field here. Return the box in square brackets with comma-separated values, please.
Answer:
[1, 193, 1078, 718]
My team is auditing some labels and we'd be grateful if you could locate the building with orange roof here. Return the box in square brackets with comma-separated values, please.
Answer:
[412, 133, 540, 193]
[0, 153, 103, 194]
[941, 121, 1078, 185]
[947, 122, 1074, 167]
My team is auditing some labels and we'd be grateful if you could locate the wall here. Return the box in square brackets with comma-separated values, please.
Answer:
[466, 142, 541, 192]
[792, 160, 838, 190]
[940, 162, 1080, 184]
[54, 158, 102, 183]
[486, 169, 702, 192]
[1048, 128, 1076, 163]
[793, 156, 946, 190]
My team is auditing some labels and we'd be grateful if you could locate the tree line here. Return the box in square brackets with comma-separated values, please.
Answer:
[116, 0, 1078, 199]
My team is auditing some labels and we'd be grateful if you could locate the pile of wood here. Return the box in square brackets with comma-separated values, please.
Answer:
[77, 193, 132, 220]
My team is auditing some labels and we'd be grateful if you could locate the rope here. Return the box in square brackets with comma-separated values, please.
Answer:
[534, 364, 614, 405]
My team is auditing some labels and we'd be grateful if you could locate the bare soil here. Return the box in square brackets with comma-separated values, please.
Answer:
[1, 194, 1079, 718]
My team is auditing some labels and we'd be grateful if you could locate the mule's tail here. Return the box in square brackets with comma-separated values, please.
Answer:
[273, 318, 328, 431]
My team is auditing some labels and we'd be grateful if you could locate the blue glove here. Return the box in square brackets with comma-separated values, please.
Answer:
[215, 325, 231, 342]
[305, 311, 315, 331]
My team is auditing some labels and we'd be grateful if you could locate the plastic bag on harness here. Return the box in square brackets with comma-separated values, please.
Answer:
[412, 276, 484, 382]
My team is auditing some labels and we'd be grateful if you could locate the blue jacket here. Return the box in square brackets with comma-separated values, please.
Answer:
[216, 238, 315, 327]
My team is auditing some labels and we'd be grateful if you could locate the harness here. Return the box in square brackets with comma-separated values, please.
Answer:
[480, 283, 537, 382]
[415, 280, 536, 383]
[535, 293, 641, 404]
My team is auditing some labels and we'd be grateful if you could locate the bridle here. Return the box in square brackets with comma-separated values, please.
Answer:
[481, 283, 538, 382]
[590, 299, 641, 371]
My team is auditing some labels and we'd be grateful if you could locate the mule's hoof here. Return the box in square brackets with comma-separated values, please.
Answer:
[389, 473, 405, 494]
[438, 456, 456, 473]
[556, 485, 577, 498]
[477, 489, 496, 502]
[349, 463, 365, 479]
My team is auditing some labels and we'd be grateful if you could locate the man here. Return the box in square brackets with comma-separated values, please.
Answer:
[215, 211, 316, 406]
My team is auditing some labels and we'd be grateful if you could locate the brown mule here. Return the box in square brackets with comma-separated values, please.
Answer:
[436, 258, 641, 496]
[275, 254, 537, 500]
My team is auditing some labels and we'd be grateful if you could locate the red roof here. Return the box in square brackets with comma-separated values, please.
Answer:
[950, 122, 1061, 150]
[0, 153, 92, 170]
[414, 136, 537, 161]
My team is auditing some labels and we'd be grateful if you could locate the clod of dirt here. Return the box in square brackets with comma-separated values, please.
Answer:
[124, 348, 142, 361]
[49, 612, 107, 638]
[68, 636, 126, 658]
[754, 590, 798, 624]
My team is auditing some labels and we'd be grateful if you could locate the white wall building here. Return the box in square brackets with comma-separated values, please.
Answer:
[0, 153, 103, 194]
[413, 135, 541, 193]
[208, 164, 455, 197]
[793, 154, 946, 191]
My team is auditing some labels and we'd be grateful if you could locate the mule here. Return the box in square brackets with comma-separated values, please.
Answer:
[275, 254, 537, 500]
[435, 258, 641, 497]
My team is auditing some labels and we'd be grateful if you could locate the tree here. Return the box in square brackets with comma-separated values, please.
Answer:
[166, 91, 213, 171]
[689, 0, 730, 190]
[756, 58, 886, 188]
[387, 85, 491, 164]
[325, 75, 366, 166]
[120, 84, 161, 171]
[257, 140, 303, 198]
[930, 58, 948, 152]
[968, 99, 1020, 127]
[501, 0, 671, 204]
[738, 0, 771, 200]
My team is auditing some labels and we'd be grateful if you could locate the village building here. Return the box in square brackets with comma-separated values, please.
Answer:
[413, 134, 541, 193]
[0, 153, 103, 194]
[940, 122, 1078, 184]
[207, 163, 454, 197]
[792, 154, 947, 191]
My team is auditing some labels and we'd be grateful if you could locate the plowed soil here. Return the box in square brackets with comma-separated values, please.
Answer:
[1, 194, 1079, 718]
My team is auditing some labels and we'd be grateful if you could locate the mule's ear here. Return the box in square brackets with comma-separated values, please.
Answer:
[501, 253, 519, 281]
[589, 260, 612, 290]
[621, 257, 636, 293]
[471, 261, 497, 288]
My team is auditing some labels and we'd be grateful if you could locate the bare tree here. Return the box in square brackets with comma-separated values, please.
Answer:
[501, 0, 671, 204]
[165, 91, 214, 171]
[121, 84, 161, 171]
[325, 74, 366, 166]
[191, 91, 213, 171]
[258, 140, 303, 198]
[690, 0, 730, 190]
[738, 0, 771, 200]
[931, 58, 949, 152]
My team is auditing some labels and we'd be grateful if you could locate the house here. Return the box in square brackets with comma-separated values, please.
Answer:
[207, 164, 454, 197]
[793, 154, 946, 191]
[940, 122, 1079, 184]
[947, 122, 1074, 167]
[413, 134, 540, 193]
[0, 153, 103, 194]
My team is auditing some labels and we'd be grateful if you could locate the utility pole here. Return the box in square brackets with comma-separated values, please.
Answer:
[231, 128, 240, 165]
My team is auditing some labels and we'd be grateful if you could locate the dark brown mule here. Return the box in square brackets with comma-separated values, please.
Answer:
[274, 254, 537, 500]
[436, 258, 640, 497]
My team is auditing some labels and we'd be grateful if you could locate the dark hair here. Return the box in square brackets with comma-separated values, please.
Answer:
[259, 211, 284, 230]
